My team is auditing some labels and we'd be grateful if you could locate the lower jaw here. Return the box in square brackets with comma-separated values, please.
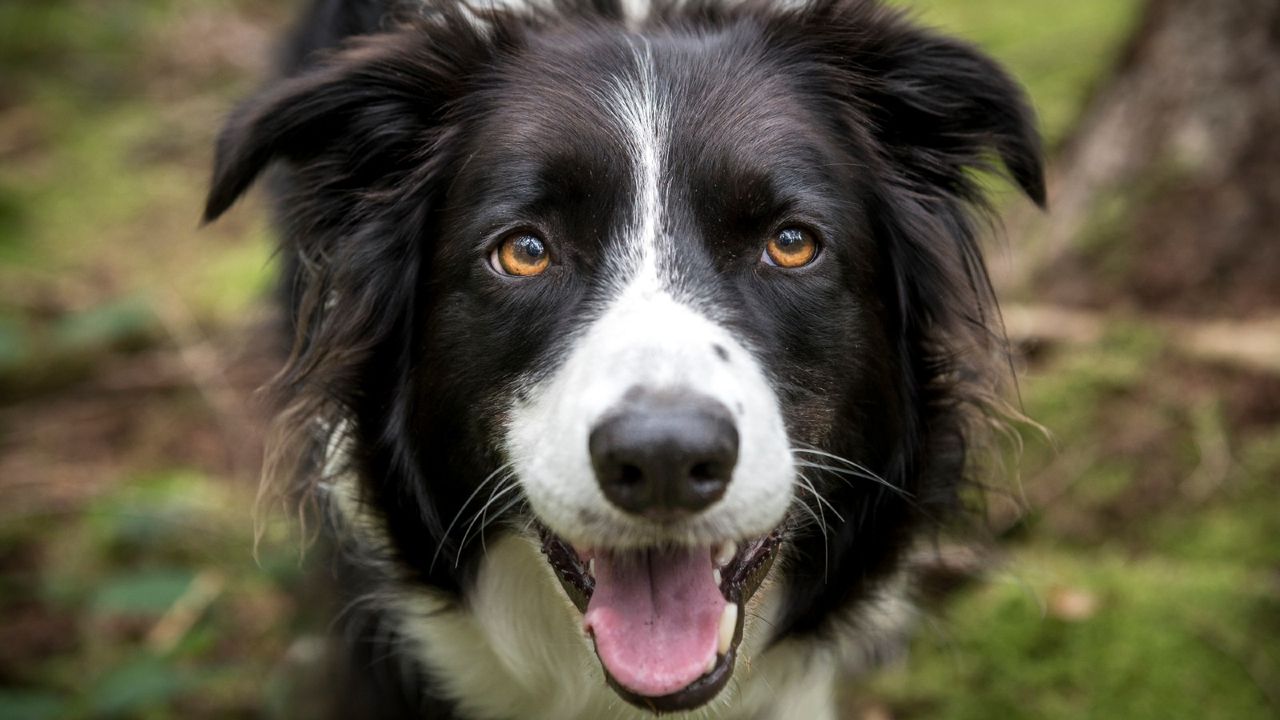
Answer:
[602, 645, 739, 714]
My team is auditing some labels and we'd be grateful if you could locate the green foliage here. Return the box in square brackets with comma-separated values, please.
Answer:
[15, 471, 316, 720]
[85, 656, 197, 718]
[52, 297, 156, 353]
[0, 692, 67, 720]
[90, 571, 199, 617]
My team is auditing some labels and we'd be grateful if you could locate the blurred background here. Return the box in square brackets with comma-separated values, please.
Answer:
[0, 0, 1276, 718]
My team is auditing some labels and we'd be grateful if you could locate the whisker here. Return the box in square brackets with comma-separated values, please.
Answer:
[475, 474, 521, 557]
[459, 493, 529, 568]
[792, 473, 831, 579]
[792, 459, 914, 499]
[789, 494, 824, 533]
[456, 477, 520, 563]
[429, 462, 514, 572]
[792, 447, 894, 481]
[793, 459, 887, 484]
[794, 473, 846, 523]
[792, 448, 943, 525]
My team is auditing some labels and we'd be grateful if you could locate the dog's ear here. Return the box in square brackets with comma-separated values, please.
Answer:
[203, 25, 490, 223]
[871, 27, 1045, 206]
[806, 1, 1045, 207]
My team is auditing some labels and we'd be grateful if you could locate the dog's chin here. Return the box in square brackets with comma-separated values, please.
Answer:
[538, 524, 781, 713]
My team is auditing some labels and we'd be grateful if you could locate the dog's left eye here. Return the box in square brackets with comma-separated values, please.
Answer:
[761, 227, 819, 269]
[491, 232, 551, 277]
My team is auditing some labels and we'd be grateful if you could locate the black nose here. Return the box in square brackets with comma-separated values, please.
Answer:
[589, 391, 739, 520]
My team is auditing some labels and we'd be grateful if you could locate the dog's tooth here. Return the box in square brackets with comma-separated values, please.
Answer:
[703, 653, 717, 675]
[587, 558, 595, 576]
[717, 603, 738, 656]
[713, 568, 722, 587]
[714, 541, 737, 568]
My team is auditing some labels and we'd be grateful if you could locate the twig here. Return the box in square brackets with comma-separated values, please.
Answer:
[147, 569, 226, 654]
[1004, 304, 1280, 375]
[151, 288, 262, 479]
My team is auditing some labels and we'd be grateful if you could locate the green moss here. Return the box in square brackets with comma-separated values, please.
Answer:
[876, 550, 1279, 719]
[887, 310, 1280, 718]
[1150, 427, 1280, 567]
[1019, 320, 1165, 444]
[0, 0, 278, 334]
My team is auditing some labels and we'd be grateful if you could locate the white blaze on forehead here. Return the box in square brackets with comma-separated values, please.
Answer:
[433, 0, 653, 37]
[619, 0, 653, 29]
[447, 0, 653, 27]
[601, 43, 669, 297]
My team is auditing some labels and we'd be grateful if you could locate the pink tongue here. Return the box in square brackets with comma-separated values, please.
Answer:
[583, 547, 725, 697]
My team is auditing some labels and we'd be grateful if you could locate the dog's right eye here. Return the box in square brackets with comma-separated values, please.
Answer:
[491, 232, 551, 277]
[762, 227, 819, 269]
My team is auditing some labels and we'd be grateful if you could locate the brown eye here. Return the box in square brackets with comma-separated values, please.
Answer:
[763, 227, 818, 268]
[491, 232, 551, 277]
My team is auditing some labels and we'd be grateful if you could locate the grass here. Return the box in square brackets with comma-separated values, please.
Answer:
[875, 548, 1278, 720]
[4, 1, 1278, 719]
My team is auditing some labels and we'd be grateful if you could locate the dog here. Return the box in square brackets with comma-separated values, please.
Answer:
[203, 0, 1044, 717]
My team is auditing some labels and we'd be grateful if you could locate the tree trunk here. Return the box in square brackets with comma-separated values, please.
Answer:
[1013, 0, 1280, 317]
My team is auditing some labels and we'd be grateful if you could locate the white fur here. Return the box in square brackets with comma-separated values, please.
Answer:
[505, 46, 795, 551]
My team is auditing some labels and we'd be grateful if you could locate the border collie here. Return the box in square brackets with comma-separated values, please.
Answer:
[204, 0, 1043, 717]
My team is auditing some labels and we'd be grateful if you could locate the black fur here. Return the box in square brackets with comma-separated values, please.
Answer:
[205, 0, 1042, 715]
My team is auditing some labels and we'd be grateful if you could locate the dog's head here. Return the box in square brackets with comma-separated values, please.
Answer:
[206, 0, 1042, 712]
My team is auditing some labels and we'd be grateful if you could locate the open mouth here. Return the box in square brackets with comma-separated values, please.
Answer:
[539, 527, 781, 713]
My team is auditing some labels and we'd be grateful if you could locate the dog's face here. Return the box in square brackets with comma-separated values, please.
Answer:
[206, 0, 1042, 713]
[438, 29, 827, 547]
